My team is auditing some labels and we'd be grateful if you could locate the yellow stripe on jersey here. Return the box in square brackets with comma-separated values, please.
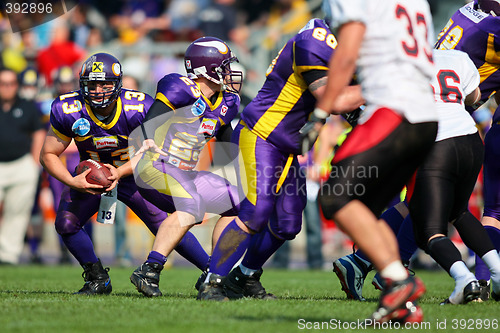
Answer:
[136, 159, 192, 199]
[156, 92, 176, 110]
[86, 97, 122, 130]
[251, 73, 308, 139]
[478, 34, 500, 83]
[238, 124, 258, 205]
[74, 135, 92, 142]
[51, 125, 71, 142]
[275, 154, 293, 193]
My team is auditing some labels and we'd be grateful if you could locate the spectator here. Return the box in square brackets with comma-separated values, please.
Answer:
[36, 20, 86, 85]
[198, 0, 238, 41]
[0, 68, 45, 264]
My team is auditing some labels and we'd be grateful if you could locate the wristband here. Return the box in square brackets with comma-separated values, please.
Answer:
[313, 107, 329, 121]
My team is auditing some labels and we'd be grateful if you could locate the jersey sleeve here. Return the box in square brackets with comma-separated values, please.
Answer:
[461, 52, 481, 96]
[155, 73, 197, 110]
[49, 100, 73, 142]
[294, 38, 331, 77]
[323, 0, 368, 30]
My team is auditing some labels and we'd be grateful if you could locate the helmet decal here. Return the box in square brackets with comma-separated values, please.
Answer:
[112, 63, 121, 76]
[194, 41, 228, 54]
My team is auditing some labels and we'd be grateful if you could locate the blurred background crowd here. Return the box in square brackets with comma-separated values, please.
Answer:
[0, 0, 493, 269]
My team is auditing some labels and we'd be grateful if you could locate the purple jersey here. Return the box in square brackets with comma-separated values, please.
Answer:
[435, 2, 500, 122]
[50, 89, 153, 166]
[241, 19, 334, 154]
[152, 73, 239, 169]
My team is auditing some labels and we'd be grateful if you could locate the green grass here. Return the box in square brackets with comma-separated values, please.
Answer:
[0, 266, 499, 332]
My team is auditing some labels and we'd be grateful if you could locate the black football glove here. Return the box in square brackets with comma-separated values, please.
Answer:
[299, 108, 329, 155]
[342, 107, 362, 127]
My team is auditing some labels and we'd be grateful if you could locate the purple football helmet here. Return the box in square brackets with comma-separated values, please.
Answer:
[477, 0, 500, 16]
[184, 37, 243, 94]
[79, 53, 123, 108]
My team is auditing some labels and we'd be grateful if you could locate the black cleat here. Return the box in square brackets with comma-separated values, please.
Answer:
[76, 259, 112, 295]
[478, 280, 490, 302]
[130, 262, 164, 297]
[224, 266, 276, 300]
[197, 274, 229, 301]
[463, 280, 481, 303]
[440, 280, 481, 305]
[195, 270, 208, 291]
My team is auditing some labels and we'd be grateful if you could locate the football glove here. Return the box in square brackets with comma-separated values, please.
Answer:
[299, 108, 329, 155]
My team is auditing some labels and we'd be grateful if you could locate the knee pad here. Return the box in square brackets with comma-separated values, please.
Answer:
[55, 212, 83, 235]
[269, 216, 302, 241]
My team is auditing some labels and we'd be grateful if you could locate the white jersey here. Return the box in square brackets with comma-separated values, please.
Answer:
[431, 49, 480, 142]
[323, 0, 437, 124]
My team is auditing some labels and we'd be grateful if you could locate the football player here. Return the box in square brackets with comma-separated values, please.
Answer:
[435, 0, 500, 300]
[129, 37, 243, 298]
[39, 53, 209, 294]
[333, 49, 500, 305]
[314, 0, 437, 323]
[196, 19, 364, 301]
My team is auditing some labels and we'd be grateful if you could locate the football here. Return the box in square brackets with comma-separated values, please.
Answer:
[76, 159, 112, 189]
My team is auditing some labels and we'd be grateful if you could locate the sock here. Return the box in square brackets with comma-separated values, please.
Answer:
[449, 261, 476, 304]
[482, 250, 500, 294]
[28, 237, 41, 255]
[356, 204, 406, 263]
[380, 261, 408, 281]
[485, 225, 500, 249]
[241, 224, 285, 270]
[396, 215, 418, 263]
[426, 236, 463, 273]
[174, 231, 210, 270]
[240, 264, 258, 276]
[61, 229, 98, 265]
[454, 212, 495, 257]
[147, 251, 167, 265]
[209, 219, 252, 276]
[475, 255, 491, 281]
[474, 226, 500, 281]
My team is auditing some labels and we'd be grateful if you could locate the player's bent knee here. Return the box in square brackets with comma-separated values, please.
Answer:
[55, 214, 83, 235]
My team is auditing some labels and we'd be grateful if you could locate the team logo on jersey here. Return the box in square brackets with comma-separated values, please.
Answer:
[220, 105, 228, 116]
[191, 98, 206, 116]
[93, 136, 119, 149]
[71, 118, 91, 136]
[185, 60, 192, 70]
[92, 62, 103, 72]
[197, 118, 217, 136]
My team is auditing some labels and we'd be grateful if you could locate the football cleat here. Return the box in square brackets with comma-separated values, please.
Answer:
[440, 280, 481, 305]
[197, 273, 229, 301]
[372, 262, 414, 291]
[130, 262, 164, 297]
[224, 266, 277, 300]
[195, 269, 208, 291]
[371, 275, 425, 323]
[478, 279, 490, 302]
[333, 254, 371, 301]
[76, 259, 112, 295]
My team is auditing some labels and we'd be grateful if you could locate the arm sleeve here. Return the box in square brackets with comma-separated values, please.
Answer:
[216, 124, 233, 142]
[144, 99, 174, 122]
[302, 69, 328, 87]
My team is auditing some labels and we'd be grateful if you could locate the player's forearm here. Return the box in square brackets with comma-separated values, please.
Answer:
[116, 160, 133, 179]
[317, 22, 365, 114]
[40, 152, 76, 187]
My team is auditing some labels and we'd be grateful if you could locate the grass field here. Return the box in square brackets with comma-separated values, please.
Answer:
[1, 265, 499, 333]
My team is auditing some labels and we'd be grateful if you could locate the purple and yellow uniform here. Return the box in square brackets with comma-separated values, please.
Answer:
[50, 89, 167, 234]
[136, 73, 240, 222]
[435, 2, 500, 220]
[233, 18, 334, 238]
